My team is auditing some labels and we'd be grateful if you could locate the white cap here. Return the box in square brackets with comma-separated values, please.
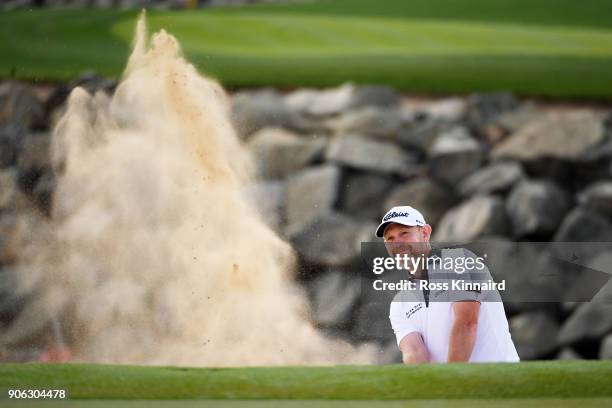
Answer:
[375, 205, 427, 238]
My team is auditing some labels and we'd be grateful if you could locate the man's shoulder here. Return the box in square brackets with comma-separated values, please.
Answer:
[391, 289, 422, 304]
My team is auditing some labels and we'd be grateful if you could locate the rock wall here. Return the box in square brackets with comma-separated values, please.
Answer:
[1, 74, 611, 362]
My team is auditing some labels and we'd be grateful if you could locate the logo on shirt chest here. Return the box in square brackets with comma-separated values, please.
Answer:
[405, 303, 423, 319]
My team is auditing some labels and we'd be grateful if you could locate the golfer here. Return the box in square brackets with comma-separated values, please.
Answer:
[376, 205, 520, 364]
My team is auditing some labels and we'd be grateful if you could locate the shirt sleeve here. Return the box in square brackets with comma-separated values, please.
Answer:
[389, 300, 421, 346]
[448, 248, 489, 303]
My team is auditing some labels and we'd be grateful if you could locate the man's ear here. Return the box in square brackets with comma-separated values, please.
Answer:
[421, 224, 432, 241]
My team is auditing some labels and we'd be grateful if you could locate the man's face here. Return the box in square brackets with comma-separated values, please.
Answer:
[383, 223, 432, 257]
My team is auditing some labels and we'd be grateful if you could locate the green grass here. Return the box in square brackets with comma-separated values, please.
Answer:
[1, 1, 612, 98]
[1, 361, 611, 400]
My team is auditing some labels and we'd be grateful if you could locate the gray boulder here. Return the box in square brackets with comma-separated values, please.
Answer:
[555, 208, 612, 243]
[510, 311, 560, 360]
[0, 81, 45, 130]
[418, 97, 466, 122]
[505, 180, 572, 238]
[466, 92, 519, 127]
[18, 132, 51, 172]
[458, 161, 524, 197]
[558, 280, 612, 346]
[495, 104, 541, 133]
[285, 164, 340, 236]
[553, 209, 612, 265]
[557, 348, 583, 360]
[308, 270, 362, 328]
[384, 177, 455, 228]
[325, 107, 403, 140]
[0, 213, 25, 264]
[396, 116, 450, 153]
[433, 195, 507, 243]
[427, 127, 484, 186]
[0, 124, 23, 168]
[377, 340, 403, 364]
[578, 181, 612, 217]
[326, 135, 419, 176]
[246, 180, 286, 233]
[352, 301, 395, 342]
[289, 212, 375, 267]
[31, 171, 55, 216]
[600, 334, 612, 359]
[0, 170, 17, 211]
[285, 83, 399, 118]
[247, 127, 326, 179]
[231, 89, 294, 138]
[492, 111, 606, 162]
[339, 172, 395, 220]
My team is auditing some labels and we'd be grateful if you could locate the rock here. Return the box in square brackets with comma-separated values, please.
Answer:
[0, 170, 17, 211]
[247, 127, 326, 179]
[588, 252, 612, 276]
[557, 347, 583, 360]
[45, 72, 116, 121]
[0, 213, 25, 264]
[505, 180, 572, 238]
[433, 195, 507, 243]
[377, 340, 403, 364]
[285, 165, 340, 235]
[18, 132, 51, 172]
[231, 89, 294, 138]
[492, 111, 606, 162]
[325, 107, 403, 139]
[350, 85, 401, 110]
[0, 285, 23, 326]
[418, 97, 466, 122]
[550, 209, 612, 283]
[495, 104, 541, 133]
[308, 270, 361, 328]
[30, 171, 55, 216]
[0, 81, 45, 130]
[352, 300, 395, 342]
[285, 83, 399, 118]
[558, 280, 612, 346]
[510, 311, 560, 360]
[245, 180, 286, 232]
[0, 124, 23, 169]
[458, 161, 523, 197]
[289, 212, 374, 267]
[351, 303, 384, 342]
[383, 177, 455, 228]
[339, 171, 395, 220]
[466, 92, 519, 127]
[427, 127, 484, 186]
[600, 334, 612, 359]
[469, 239, 565, 311]
[480, 105, 541, 146]
[554, 208, 612, 251]
[396, 116, 450, 153]
[578, 181, 612, 217]
[325, 135, 419, 176]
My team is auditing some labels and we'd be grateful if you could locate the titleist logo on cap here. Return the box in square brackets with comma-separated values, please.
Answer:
[383, 211, 411, 221]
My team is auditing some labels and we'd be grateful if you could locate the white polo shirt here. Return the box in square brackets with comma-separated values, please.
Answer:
[389, 248, 520, 363]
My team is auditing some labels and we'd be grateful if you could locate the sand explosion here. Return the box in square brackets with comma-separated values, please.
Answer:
[1, 12, 374, 366]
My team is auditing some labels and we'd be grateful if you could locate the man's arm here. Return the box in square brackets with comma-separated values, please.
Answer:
[399, 332, 430, 364]
[447, 300, 480, 362]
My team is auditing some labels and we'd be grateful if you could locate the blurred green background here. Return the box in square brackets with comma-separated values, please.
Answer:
[1, 0, 612, 98]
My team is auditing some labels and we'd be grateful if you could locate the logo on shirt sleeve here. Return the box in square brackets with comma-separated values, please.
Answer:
[405, 303, 423, 319]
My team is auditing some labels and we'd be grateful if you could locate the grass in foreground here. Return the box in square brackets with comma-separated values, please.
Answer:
[0, 361, 611, 400]
[1, 1, 612, 98]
